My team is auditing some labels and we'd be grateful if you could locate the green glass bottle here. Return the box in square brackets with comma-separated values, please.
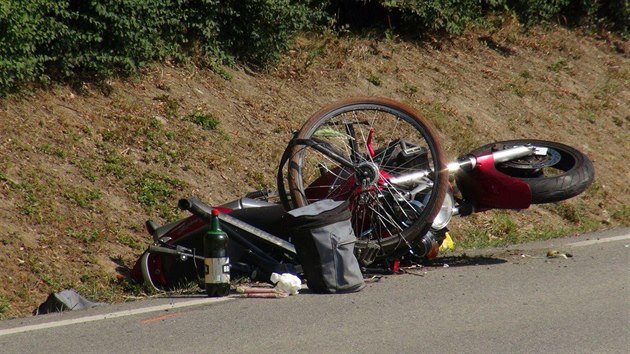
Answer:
[204, 209, 230, 297]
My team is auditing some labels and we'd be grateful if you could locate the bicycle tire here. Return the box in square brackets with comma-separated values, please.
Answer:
[469, 139, 594, 204]
[284, 97, 448, 258]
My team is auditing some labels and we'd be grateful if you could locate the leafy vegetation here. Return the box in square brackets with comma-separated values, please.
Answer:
[187, 111, 220, 131]
[1, 0, 627, 95]
[0, 295, 9, 318]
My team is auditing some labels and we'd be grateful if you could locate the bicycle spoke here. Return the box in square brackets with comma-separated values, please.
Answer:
[285, 98, 447, 260]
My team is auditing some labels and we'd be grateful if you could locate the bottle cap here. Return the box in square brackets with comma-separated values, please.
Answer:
[212, 208, 219, 217]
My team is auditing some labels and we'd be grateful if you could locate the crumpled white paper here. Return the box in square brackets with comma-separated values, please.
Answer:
[270, 272, 302, 295]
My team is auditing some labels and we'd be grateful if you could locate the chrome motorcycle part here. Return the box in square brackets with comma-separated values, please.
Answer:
[431, 191, 454, 230]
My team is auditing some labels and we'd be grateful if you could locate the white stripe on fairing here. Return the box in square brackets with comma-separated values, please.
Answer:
[0, 297, 233, 336]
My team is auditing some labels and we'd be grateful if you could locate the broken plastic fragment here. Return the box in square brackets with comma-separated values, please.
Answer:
[547, 249, 559, 258]
[547, 249, 572, 259]
[235, 287, 288, 298]
[440, 232, 455, 252]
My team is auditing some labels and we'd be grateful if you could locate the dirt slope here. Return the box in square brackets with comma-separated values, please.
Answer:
[1, 24, 628, 318]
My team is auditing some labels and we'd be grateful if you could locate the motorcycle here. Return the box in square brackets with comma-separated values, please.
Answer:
[131, 97, 594, 291]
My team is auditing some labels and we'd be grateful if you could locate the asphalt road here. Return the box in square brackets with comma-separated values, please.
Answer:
[1, 227, 628, 353]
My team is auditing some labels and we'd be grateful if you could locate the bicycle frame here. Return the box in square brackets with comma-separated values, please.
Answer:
[132, 139, 585, 290]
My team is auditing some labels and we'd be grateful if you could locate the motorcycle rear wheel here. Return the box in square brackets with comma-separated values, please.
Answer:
[470, 139, 594, 204]
[279, 97, 448, 259]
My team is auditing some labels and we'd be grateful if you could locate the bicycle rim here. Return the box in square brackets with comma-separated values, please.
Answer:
[286, 97, 447, 257]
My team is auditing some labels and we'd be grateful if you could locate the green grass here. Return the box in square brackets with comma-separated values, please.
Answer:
[101, 148, 129, 179]
[66, 228, 101, 243]
[38, 144, 66, 158]
[65, 188, 102, 210]
[463, 212, 521, 248]
[398, 82, 418, 96]
[0, 295, 10, 319]
[457, 203, 604, 250]
[0, 172, 19, 189]
[19, 187, 41, 220]
[115, 229, 144, 250]
[130, 172, 186, 220]
[611, 206, 630, 224]
[246, 170, 270, 189]
[186, 111, 220, 131]
[459, 221, 571, 249]
[25, 254, 64, 290]
[141, 117, 168, 152]
[209, 62, 234, 81]
[548, 59, 569, 73]
[367, 74, 382, 86]
[304, 44, 327, 69]
[68, 272, 149, 304]
[507, 73, 532, 98]
[420, 102, 480, 154]
[39, 273, 62, 288]
[153, 94, 180, 118]
[73, 158, 98, 182]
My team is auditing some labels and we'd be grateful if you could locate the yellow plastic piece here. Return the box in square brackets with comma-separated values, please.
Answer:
[440, 232, 455, 252]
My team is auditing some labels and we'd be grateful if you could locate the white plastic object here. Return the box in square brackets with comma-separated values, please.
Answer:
[270, 272, 302, 295]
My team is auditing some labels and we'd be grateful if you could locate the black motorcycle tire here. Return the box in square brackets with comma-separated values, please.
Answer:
[470, 139, 594, 204]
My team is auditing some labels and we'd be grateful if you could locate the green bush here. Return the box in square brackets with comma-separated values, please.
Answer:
[505, 0, 572, 26]
[391, 0, 487, 34]
[505, 0, 629, 31]
[45, 1, 187, 80]
[214, 0, 325, 67]
[0, 0, 626, 96]
[0, 1, 64, 92]
[330, 0, 628, 35]
[326, 0, 496, 34]
[0, 0, 324, 95]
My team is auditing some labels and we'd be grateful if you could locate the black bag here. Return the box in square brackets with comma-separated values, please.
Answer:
[286, 199, 365, 294]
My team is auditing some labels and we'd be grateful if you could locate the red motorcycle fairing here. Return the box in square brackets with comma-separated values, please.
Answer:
[131, 199, 291, 289]
[456, 153, 532, 211]
[131, 215, 209, 288]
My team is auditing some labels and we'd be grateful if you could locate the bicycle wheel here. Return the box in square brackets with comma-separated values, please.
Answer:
[468, 139, 594, 204]
[283, 97, 448, 260]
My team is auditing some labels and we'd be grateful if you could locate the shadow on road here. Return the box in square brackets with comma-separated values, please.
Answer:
[424, 254, 508, 268]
